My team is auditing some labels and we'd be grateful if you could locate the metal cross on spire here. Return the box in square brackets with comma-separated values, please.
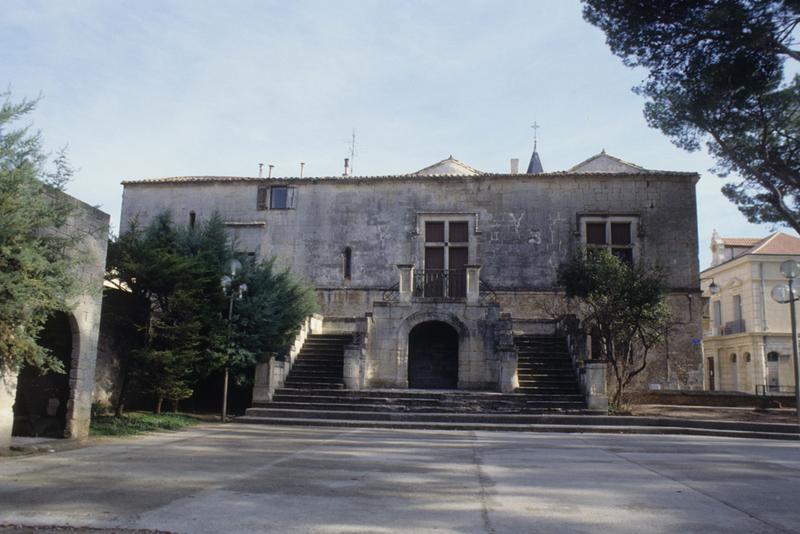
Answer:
[526, 122, 544, 174]
[531, 122, 540, 150]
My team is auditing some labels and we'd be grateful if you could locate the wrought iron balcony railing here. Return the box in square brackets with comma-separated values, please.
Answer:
[413, 269, 466, 299]
[722, 319, 746, 335]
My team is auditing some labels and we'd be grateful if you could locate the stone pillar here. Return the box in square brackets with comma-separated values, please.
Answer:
[499, 349, 519, 393]
[397, 264, 415, 303]
[271, 358, 286, 391]
[252, 360, 272, 404]
[496, 313, 518, 393]
[584, 361, 608, 411]
[0, 369, 18, 449]
[343, 348, 362, 390]
[465, 264, 481, 304]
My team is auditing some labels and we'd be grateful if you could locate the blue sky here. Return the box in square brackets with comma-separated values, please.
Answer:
[2, 0, 784, 268]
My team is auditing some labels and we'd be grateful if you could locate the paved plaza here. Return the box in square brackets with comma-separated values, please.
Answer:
[0, 424, 798, 533]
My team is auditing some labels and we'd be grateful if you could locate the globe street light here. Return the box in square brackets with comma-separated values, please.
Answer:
[221, 259, 246, 423]
[770, 259, 800, 424]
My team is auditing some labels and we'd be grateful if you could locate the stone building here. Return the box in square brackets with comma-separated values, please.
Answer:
[0, 192, 108, 449]
[701, 231, 800, 394]
[118, 147, 704, 408]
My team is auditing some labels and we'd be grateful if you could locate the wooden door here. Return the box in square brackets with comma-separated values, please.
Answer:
[424, 247, 445, 297]
[448, 247, 468, 298]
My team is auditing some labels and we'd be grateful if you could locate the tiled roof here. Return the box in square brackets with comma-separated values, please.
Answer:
[121, 169, 696, 186]
[567, 150, 647, 174]
[411, 156, 483, 176]
[749, 232, 800, 255]
[720, 237, 762, 247]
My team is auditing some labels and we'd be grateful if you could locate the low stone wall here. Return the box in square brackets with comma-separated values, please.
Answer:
[632, 390, 797, 408]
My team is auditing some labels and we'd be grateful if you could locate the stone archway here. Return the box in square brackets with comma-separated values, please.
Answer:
[12, 311, 77, 438]
[407, 321, 459, 389]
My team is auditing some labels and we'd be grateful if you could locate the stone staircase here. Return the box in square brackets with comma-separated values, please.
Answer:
[239, 333, 800, 439]
[282, 334, 350, 389]
[515, 334, 585, 410]
[243, 334, 592, 429]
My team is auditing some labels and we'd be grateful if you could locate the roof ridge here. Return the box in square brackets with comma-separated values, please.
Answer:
[566, 151, 646, 173]
[748, 232, 786, 254]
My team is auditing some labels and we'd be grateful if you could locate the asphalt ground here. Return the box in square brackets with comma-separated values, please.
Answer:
[0, 424, 798, 533]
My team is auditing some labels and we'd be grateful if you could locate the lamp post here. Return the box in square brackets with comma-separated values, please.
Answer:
[221, 258, 247, 423]
[770, 259, 800, 424]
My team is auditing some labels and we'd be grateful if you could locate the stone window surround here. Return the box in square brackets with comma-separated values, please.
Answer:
[412, 212, 481, 270]
[576, 213, 641, 262]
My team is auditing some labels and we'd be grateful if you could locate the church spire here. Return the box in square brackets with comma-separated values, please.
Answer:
[526, 122, 544, 174]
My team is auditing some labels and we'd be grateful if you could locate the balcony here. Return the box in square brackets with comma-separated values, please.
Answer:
[413, 269, 466, 299]
[722, 320, 746, 335]
[384, 264, 496, 305]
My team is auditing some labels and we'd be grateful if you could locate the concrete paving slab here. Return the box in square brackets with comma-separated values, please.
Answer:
[0, 424, 798, 533]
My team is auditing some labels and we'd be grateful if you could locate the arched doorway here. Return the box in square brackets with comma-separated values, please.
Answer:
[12, 311, 74, 438]
[408, 321, 459, 389]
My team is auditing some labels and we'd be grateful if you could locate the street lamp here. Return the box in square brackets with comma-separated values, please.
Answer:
[221, 258, 247, 423]
[770, 259, 800, 425]
[708, 279, 719, 295]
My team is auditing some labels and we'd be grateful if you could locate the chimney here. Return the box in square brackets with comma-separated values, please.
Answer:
[343, 158, 350, 177]
[268, 164, 274, 178]
[510, 158, 519, 175]
[258, 163, 264, 178]
[300, 162, 305, 178]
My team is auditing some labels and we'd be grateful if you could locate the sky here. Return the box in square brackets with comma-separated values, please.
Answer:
[2, 0, 785, 268]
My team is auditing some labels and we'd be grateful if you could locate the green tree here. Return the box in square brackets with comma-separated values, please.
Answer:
[583, 1, 800, 233]
[226, 258, 318, 384]
[0, 94, 81, 374]
[557, 251, 671, 408]
[105, 213, 229, 413]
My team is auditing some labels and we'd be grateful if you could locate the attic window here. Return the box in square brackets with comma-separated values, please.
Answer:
[269, 186, 296, 209]
[257, 186, 268, 210]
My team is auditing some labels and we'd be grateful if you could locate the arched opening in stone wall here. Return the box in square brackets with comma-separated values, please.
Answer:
[407, 321, 459, 389]
[12, 311, 75, 438]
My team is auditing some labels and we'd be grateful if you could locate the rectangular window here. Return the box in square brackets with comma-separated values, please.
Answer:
[733, 295, 742, 322]
[425, 222, 445, 243]
[257, 186, 268, 210]
[582, 217, 636, 264]
[611, 223, 631, 245]
[268, 186, 296, 209]
[270, 186, 288, 209]
[586, 223, 606, 245]
[449, 221, 469, 243]
[713, 300, 722, 328]
[420, 218, 471, 298]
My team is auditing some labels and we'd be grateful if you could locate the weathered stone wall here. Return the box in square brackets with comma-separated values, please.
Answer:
[120, 173, 699, 292]
[58, 194, 109, 439]
[1, 193, 108, 448]
[120, 172, 702, 390]
[366, 302, 501, 389]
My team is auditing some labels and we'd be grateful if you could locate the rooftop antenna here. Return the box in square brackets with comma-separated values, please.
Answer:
[268, 164, 274, 178]
[348, 129, 356, 176]
[258, 163, 264, 178]
[300, 162, 305, 178]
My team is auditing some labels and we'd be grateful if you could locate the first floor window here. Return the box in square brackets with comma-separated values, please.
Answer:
[582, 216, 637, 264]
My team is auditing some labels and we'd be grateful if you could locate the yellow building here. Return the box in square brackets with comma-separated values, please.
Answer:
[701, 231, 800, 394]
